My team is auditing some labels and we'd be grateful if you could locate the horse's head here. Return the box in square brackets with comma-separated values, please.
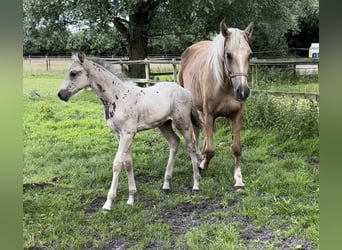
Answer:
[57, 52, 91, 102]
[220, 21, 254, 102]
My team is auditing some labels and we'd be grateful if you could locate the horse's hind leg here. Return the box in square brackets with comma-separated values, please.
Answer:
[231, 110, 245, 188]
[159, 120, 180, 190]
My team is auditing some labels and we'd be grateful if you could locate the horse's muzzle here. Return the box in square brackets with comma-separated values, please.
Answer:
[235, 85, 250, 102]
[57, 90, 70, 102]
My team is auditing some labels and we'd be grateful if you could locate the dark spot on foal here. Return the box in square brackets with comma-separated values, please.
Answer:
[104, 102, 116, 120]
[96, 84, 105, 93]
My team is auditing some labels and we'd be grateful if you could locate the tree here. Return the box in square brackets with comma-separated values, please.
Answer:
[23, 0, 319, 72]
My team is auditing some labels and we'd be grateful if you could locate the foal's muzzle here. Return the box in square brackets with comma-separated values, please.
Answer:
[57, 90, 70, 102]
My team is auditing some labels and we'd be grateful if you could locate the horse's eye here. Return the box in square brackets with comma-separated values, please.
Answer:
[227, 53, 232, 60]
[70, 71, 79, 77]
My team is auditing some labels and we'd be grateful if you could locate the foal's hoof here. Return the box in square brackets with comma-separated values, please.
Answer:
[162, 188, 171, 194]
[234, 185, 245, 192]
[191, 189, 199, 194]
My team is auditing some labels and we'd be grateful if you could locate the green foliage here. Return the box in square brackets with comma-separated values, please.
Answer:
[245, 94, 319, 140]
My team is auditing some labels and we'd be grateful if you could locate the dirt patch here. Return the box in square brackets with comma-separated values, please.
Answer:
[103, 236, 132, 250]
[281, 236, 314, 250]
[241, 225, 277, 249]
[95, 195, 314, 250]
[84, 197, 106, 214]
[23, 176, 62, 192]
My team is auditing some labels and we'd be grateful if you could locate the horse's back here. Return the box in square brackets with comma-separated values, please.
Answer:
[178, 41, 213, 111]
[179, 41, 212, 86]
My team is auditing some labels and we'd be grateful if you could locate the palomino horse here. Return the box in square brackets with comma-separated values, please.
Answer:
[178, 21, 253, 189]
[58, 53, 202, 210]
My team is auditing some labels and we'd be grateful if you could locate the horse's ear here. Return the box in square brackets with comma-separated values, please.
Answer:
[244, 22, 254, 39]
[220, 20, 229, 37]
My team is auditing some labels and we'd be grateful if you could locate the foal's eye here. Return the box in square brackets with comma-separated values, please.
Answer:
[70, 71, 79, 77]
[227, 53, 232, 60]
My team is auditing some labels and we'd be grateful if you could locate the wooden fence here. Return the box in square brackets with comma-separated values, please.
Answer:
[24, 56, 319, 100]
[100, 57, 319, 100]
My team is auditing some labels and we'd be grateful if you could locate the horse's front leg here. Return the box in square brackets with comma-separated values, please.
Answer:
[231, 110, 244, 188]
[199, 113, 215, 170]
[103, 131, 135, 210]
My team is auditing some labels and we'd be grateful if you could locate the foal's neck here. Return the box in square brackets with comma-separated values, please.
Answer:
[86, 61, 131, 103]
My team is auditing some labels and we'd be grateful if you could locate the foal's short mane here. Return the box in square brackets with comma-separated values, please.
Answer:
[207, 28, 247, 85]
[88, 58, 136, 88]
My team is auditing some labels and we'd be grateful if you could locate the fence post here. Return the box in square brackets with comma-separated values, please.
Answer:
[251, 65, 257, 88]
[144, 58, 150, 84]
[45, 56, 51, 71]
[172, 58, 178, 82]
[45, 56, 49, 71]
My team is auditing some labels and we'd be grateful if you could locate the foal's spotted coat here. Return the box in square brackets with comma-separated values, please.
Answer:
[58, 53, 201, 210]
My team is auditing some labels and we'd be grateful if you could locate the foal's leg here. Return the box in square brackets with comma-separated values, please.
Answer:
[124, 146, 137, 205]
[199, 112, 215, 170]
[159, 121, 180, 190]
[176, 123, 201, 191]
[103, 132, 135, 210]
[192, 123, 203, 164]
[231, 110, 245, 188]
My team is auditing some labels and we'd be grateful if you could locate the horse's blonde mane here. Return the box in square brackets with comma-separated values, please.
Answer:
[207, 34, 225, 84]
[207, 28, 246, 84]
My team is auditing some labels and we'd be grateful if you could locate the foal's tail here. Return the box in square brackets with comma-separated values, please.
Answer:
[190, 104, 202, 129]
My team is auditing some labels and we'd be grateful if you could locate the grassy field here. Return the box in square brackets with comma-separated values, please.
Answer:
[23, 59, 319, 249]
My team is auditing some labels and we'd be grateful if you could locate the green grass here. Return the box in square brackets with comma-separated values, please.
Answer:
[23, 62, 319, 249]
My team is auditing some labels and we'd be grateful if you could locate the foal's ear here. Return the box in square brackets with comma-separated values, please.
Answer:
[244, 22, 254, 39]
[220, 20, 229, 37]
[77, 52, 85, 64]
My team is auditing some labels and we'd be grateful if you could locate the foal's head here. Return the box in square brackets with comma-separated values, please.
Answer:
[221, 21, 253, 102]
[58, 52, 90, 102]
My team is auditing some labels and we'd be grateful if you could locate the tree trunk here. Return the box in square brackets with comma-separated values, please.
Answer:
[113, 1, 164, 78]
[128, 13, 148, 78]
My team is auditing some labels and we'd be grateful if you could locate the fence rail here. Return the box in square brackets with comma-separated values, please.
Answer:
[24, 56, 319, 100]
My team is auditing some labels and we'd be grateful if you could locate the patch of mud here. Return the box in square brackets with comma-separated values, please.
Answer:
[84, 197, 105, 214]
[23, 176, 62, 192]
[103, 236, 132, 250]
[241, 226, 277, 249]
[281, 236, 313, 250]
